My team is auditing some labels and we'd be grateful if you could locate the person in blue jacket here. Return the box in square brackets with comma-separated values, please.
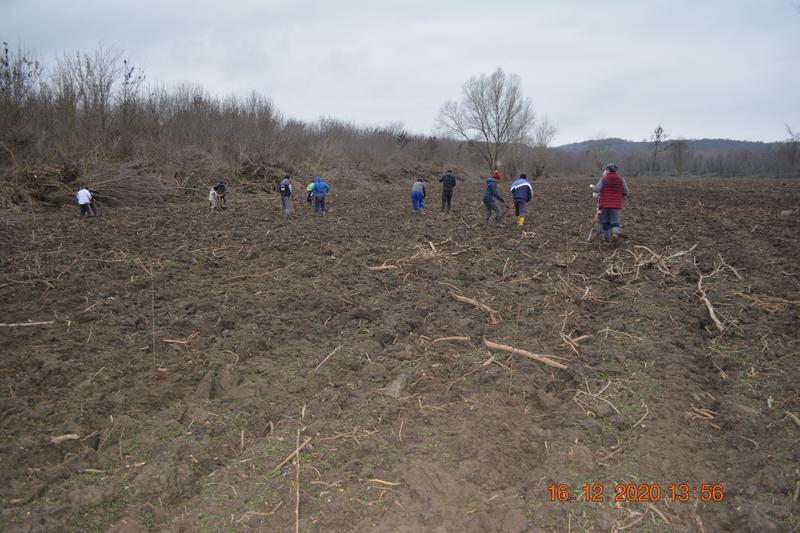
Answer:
[510, 173, 533, 226]
[410, 177, 426, 213]
[482, 170, 506, 227]
[311, 176, 330, 215]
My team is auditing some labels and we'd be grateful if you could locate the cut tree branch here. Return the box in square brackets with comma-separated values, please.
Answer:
[483, 338, 568, 370]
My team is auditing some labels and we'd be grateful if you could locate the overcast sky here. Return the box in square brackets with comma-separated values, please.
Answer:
[2, 0, 799, 144]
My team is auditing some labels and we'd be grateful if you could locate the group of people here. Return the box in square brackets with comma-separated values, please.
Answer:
[411, 168, 535, 228]
[410, 169, 458, 215]
[205, 175, 332, 218]
[410, 163, 630, 241]
[76, 163, 630, 241]
[278, 175, 331, 217]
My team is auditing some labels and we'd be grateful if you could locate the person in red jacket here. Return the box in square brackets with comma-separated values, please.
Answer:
[590, 163, 630, 242]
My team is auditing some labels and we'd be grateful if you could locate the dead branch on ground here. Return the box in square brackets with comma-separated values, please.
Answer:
[695, 262, 726, 334]
[483, 338, 567, 370]
[272, 437, 312, 472]
[573, 379, 620, 416]
[687, 406, 720, 429]
[735, 292, 799, 314]
[784, 411, 800, 428]
[366, 263, 398, 271]
[0, 320, 57, 327]
[604, 244, 697, 281]
[295, 430, 301, 533]
[450, 291, 501, 324]
[161, 331, 200, 345]
[430, 336, 471, 344]
[314, 345, 343, 371]
[717, 253, 743, 280]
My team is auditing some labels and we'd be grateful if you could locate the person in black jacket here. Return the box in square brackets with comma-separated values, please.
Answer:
[510, 174, 533, 226]
[438, 169, 457, 214]
[279, 175, 294, 218]
[212, 181, 227, 209]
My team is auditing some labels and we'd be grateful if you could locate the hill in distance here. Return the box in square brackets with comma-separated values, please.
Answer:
[555, 138, 785, 155]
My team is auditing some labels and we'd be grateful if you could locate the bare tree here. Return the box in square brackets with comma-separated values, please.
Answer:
[120, 58, 145, 129]
[650, 124, 668, 173]
[55, 47, 123, 133]
[670, 138, 690, 175]
[437, 67, 536, 174]
[0, 42, 42, 122]
[531, 117, 557, 177]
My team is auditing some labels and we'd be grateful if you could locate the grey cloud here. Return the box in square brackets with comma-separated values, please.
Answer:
[1, 0, 798, 143]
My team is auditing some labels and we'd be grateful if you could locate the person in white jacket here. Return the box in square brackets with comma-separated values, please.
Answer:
[76, 187, 95, 218]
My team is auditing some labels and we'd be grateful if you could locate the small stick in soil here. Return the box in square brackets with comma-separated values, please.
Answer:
[314, 345, 343, 371]
[49, 433, 80, 445]
[430, 336, 471, 344]
[483, 338, 568, 370]
[646, 503, 670, 524]
[273, 437, 312, 472]
[449, 291, 501, 324]
[633, 401, 649, 428]
[161, 331, 200, 345]
[236, 501, 283, 523]
[717, 253, 743, 280]
[447, 365, 482, 391]
[366, 264, 398, 271]
[784, 410, 800, 428]
[0, 320, 56, 327]
[695, 264, 726, 334]
[295, 429, 300, 533]
[366, 478, 402, 486]
[598, 328, 643, 341]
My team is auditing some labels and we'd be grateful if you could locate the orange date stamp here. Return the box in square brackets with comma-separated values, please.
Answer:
[548, 483, 725, 503]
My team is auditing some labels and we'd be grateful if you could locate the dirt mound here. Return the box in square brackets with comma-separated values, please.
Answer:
[1, 177, 798, 531]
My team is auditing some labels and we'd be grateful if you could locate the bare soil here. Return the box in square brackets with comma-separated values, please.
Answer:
[1, 176, 799, 532]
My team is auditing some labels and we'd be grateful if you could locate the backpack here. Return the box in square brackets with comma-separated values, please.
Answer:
[280, 182, 291, 196]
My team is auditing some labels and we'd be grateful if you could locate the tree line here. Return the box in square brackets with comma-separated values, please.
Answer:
[1, 42, 796, 208]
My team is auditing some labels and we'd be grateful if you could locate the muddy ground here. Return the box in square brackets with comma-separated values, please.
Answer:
[1, 176, 799, 532]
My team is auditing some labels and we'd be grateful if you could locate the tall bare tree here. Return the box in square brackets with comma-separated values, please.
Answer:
[650, 124, 668, 173]
[0, 42, 42, 124]
[436, 68, 536, 174]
